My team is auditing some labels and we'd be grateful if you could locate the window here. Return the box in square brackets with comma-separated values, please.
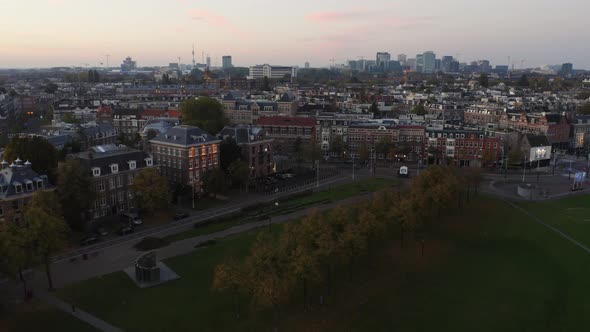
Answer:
[128, 174, 134, 185]
[92, 167, 101, 177]
[98, 182, 105, 192]
[116, 176, 123, 188]
[25, 182, 33, 192]
[14, 184, 22, 194]
[128, 160, 136, 170]
[12, 200, 19, 211]
[100, 196, 107, 206]
[109, 178, 115, 190]
[145, 157, 153, 167]
[36, 180, 43, 189]
[110, 164, 119, 173]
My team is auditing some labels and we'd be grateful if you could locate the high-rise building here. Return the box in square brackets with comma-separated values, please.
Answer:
[248, 64, 297, 79]
[304, 62, 310, 69]
[406, 58, 417, 71]
[561, 63, 574, 76]
[206, 55, 211, 68]
[449, 61, 460, 73]
[422, 51, 436, 74]
[376, 52, 391, 71]
[222, 56, 233, 69]
[397, 54, 407, 64]
[416, 54, 424, 73]
[435, 59, 442, 71]
[441, 56, 454, 72]
[121, 56, 137, 72]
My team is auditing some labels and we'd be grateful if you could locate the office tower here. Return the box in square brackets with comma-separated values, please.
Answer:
[435, 59, 441, 71]
[416, 54, 424, 73]
[397, 54, 407, 64]
[422, 51, 436, 73]
[406, 58, 417, 71]
[376, 52, 391, 71]
[248, 64, 297, 79]
[304, 62, 310, 69]
[206, 55, 211, 68]
[442, 56, 454, 72]
[222, 56, 233, 69]
[561, 63, 573, 76]
[449, 60, 460, 72]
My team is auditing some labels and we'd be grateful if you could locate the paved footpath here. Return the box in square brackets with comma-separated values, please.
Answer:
[37, 290, 123, 332]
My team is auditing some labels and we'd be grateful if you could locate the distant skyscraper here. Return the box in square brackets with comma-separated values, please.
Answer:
[435, 59, 441, 71]
[416, 54, 424, 73]
[561, 63, 573, 76]
[376, 52, 391, 71]
[304, 62, 310, 69]
[449, 61, 460, 73]
[422, 51, 436, 74]
[222, 56, 233, 69]
[397, 54, 407, 64]
[206, 55, 211, 68]
[406, 58, 417, 71]
[441, 56, 454, 72]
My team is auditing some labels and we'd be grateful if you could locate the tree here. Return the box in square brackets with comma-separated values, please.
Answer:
[577, 103, 590, 115]
[228, 160, 250, 192]
[411, 104, 427, 116]
[23, 191, 69, 290]
[293, 137, 304, 165]
[330, 136, 345, 158]
[369, 102, 379, 118]
[479, 73, 489, 88]
[508, 149, 525, 165]
[56, 160, 95, 231]
[62, 113, 80, 124]
[180, 97, 230, 135]
[202, 168, 228, 198]
[212, 257, 247, 319]
[132, 168, 169, 213]
[375, 138, 394, 160]
[358, 142, 369, 163]
[1, 222, 37, 300]
[261, 76, 271, 91]
[4, 136, 58, 183]
[303, 140, 321, 163]
[518, 74, 530, 87]
[220, 139, 243, 174]
[146, 129, 159, 140]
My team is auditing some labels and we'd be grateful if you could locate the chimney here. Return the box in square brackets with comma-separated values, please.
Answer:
[0, 160, 7, 170]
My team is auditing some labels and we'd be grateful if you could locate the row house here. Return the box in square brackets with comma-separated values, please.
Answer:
[150, 126, 221, 193]
[257, 116, 316, 155]
[499, 111, 571, 150]
[221, 91, 298, 125]
[73, 144, 155, 219]
[464, 106, 503, 126]
[572, 115, 590, 150]
[346, 124, 425, 161]
[425, 127, 501, 167]
[218, 125, 274, 178]
[113, 109, 147, 141]
[0, 159, 53, 224]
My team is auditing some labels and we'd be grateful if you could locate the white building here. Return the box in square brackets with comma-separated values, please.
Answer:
[248, 64, 298, 80]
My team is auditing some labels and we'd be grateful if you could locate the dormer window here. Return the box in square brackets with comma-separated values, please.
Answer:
[37, 180, 44, 189]
[14, 183, 22, 194]
[92, 167, 101, 177]
[110, 164, 119, 173]
[145, 157, 153, 167]
[128, 160, 137, 170]
[25, 181, 33, 192]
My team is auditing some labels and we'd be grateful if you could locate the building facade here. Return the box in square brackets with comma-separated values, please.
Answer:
[218, 125, 274, 179]
[150, 126, 221, 193]
[257, 116, 316, 155]
[425, 127, 501, 167]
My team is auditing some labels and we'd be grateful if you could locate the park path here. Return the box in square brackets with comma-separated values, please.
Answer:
[37, 290, 124, 332]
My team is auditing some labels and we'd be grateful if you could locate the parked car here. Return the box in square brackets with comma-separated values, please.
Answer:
[122, 213, 143, 226]
[173, 212, 189, 220]
[118, 226, 134, 236]
[96, 227, 109, 237]
[80, 236, 99, 246]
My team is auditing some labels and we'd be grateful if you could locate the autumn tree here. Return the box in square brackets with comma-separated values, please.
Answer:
[202, 168, 228, 198]
[212, 257, 247, 319]
[180, 97, 230, 135]
[228, 160, 250, 192]
[56, 160, 95, 231]
[23, 191, 69, 290]
[131, 168, 169, 213]
[330, 136, 345, 158]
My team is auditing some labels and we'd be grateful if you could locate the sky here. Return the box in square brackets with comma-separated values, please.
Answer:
[1, 0, 589, 69]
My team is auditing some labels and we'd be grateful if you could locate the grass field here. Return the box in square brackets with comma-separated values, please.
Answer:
[0, 301, 98, 332]
[164, 177, 398, 243]
[57, 194, 590, 331]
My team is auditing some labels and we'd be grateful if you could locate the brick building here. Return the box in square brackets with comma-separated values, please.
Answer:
[218, 125, 274, 178]
[257, 116, 316, 155]
[425, 127, 501, 167]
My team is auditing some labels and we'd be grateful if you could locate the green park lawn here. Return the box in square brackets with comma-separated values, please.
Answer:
[164, 177, 398, 243]
[57, 194, 590, 331]
[0, 301, 98, 332]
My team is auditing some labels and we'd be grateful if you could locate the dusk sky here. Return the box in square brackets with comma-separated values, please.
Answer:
[1, 0, 589, 69]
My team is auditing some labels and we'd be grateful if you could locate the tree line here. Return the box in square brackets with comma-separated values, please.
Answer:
[211, 166, 483, 328]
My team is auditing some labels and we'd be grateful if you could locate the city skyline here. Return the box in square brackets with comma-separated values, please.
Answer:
[1, 0, 589, 69]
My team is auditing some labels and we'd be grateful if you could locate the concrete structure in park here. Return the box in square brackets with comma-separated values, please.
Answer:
[0, 159, 53, 224]
[218, 125, 274, 179]
[149, 126, 221, 193]
[248, 64, 297, 80]
[73, 144, 155, 220]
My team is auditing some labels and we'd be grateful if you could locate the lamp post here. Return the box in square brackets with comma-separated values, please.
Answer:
[269, 201, 278, 232]
[315, 160, 320, 189]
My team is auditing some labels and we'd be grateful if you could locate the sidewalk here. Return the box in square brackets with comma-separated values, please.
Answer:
[37, 290, 123, 332]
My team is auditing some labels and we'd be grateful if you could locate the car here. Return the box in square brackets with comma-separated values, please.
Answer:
[118, 226, 134, 236]
[173, 212, 189, 220]
[122, 213, 143, 226]
[96, 227, 109, 237]
[80, 236, 99, 246]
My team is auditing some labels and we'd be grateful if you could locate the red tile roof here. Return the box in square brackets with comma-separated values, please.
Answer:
[257, 116, 316, 127]
[141, 109, 181, 118]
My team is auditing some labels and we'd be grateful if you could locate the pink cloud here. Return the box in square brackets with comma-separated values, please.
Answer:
[305, 10, 373, 23]
[188, 9, 229, 27]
